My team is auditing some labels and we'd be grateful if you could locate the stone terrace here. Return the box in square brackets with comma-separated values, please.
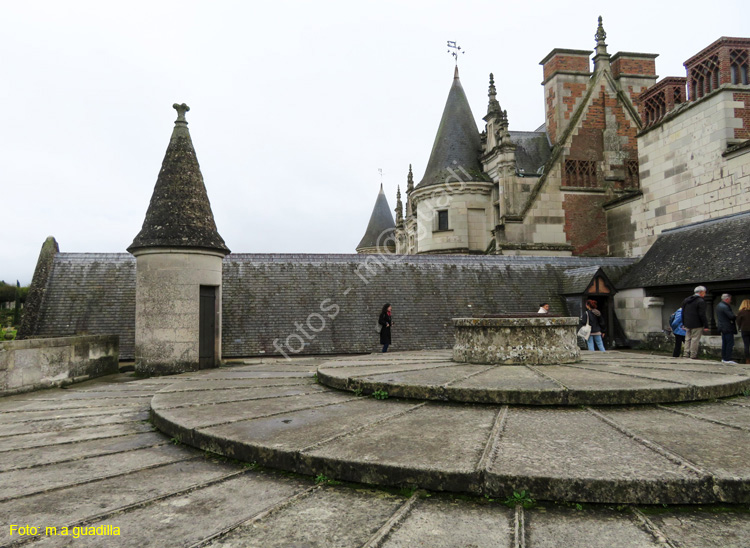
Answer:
[2, 355, 750, 547]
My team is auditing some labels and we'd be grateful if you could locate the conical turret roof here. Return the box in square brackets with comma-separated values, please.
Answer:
[417, 67, 486, 189]
[128, 104, 229, 255]
[356, 184, 396, 252]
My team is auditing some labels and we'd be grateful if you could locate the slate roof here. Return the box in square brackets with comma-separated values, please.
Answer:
[560, 265, 633, 294]
[618, 212, 750, 289]
[33, 253, 136, 360]
[417, 67, 487, 188]
[28, 250, 638, 360]
[128, 105, 229, 255]
[356, 185, 396, 251]
[509, 131, 552, 175]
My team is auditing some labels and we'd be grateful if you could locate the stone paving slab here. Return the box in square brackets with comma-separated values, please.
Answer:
[317, 350, 750, 405]
[151, 384, 325, 408]
[0, 410, 148, 437]
[201, 398, 421, 456]
[203, 486, 406, 548]
[379, 496, 513, 547]
[598, 407, 750, 502]
[0, 458, 242, 545]
[0, 444, 193, 500]
[0, 421, 155, 452]
[526, 507, 662, 548]
[154, 378, 313, 392]
[487, 408, 710, 504]
[154, 391, 359, 430]
[645, 509, 750, 548]
[29, 474, 310, 548]
[304, 403, 498, 493]
[0, 431, 167, 472]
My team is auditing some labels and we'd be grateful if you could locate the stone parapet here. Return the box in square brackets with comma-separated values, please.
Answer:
[0, 334, 119, 395]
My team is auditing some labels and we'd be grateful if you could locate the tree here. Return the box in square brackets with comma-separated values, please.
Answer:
[13, 281, 21, 326]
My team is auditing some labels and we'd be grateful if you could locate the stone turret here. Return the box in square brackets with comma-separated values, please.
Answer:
[407, 67, 494, 254]
[356, 184, 396, 254]
[128, 104, 229, 375]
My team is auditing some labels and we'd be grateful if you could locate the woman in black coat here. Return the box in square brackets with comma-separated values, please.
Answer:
[378, 303, 392, 352]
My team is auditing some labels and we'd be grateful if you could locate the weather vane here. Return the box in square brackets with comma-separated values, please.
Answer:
[447, 41, 464, 64]
[378, 168, 383, 184]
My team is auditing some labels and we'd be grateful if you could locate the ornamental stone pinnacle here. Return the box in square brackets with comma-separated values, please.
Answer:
[487, 73, 501, 115]
[595, 16, 607, 45]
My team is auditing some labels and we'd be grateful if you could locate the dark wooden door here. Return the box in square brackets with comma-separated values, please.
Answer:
[199, 286, 217, 368]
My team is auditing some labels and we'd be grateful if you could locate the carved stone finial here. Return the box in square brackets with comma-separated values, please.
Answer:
[395, 185, 404, 226]
[487, 72, 501, 115]
[595, 16, 607, 45]
[173, 103, 190, 123]
[407, 164, 414, 192]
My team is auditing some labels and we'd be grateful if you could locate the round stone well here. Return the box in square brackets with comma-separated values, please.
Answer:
[452, 314, 580, 365]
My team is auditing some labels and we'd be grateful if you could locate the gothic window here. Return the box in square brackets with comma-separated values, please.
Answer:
[730, 49, 749, 85]
[689, 55, 720, 99]
[644, 91, 666, 125]
[563, 160, 597, 188]
[437, 210, 449, 231]
[624, 160, 640, 189]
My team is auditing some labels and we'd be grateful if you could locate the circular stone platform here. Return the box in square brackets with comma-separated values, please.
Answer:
[317, 350, 750, 405]
[150, 352, 750, 505]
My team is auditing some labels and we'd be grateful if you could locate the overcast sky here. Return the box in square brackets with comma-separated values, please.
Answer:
[2, 1, 747, 284]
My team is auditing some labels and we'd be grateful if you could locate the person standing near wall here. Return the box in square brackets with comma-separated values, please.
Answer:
[717, 293, 738, 364]
[378, 303, 392, 353]
[583, 300, 606, 352]
[737, 299, 750, 365]
[670, 307, 686, 358]
[537, 303, 550, 314]
[682, 286, 708, 359]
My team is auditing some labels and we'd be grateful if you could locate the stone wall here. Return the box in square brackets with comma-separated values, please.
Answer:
[222, 254, 636, 358]
[0, 335, 119, 396]
[619, 86, 750, 257]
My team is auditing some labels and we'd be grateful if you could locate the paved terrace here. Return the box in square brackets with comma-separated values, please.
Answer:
[1, 353, 749, 547]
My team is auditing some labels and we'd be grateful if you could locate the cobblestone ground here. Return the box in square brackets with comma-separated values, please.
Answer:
[1, 360, 750, 547]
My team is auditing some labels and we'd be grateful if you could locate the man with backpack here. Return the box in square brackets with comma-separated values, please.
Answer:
[670, 308, 686, 358]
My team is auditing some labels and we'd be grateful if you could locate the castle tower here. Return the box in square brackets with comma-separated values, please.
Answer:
[127, 104, 230, 375]
[407, 66, 494, 254]
[356, 184, 396, 254]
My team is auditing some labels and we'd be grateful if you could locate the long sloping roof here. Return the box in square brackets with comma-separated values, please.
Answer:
[356, 185, 395, 251]
[618, 212, 750, 289]
[128, 105, 229, 254]
[417, 68, 486, 188]
[510, 131, 552, 175]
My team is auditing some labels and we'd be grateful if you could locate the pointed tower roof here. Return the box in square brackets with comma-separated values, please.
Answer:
[356, 184, 396, 253]
[128, 104, 229, 255]
[417, 67, 486, 189]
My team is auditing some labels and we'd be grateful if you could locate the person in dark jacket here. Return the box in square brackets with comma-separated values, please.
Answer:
[670, 307, 686, 358]
[378, 303, 392, 353]
[682, 285, 707, 359]
[583, 299, 606, 352]
[737, 299, 750, 365]
[716, 293, 738, 364]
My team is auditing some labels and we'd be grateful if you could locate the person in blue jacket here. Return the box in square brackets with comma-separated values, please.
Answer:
[670, 308, 686, 358]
